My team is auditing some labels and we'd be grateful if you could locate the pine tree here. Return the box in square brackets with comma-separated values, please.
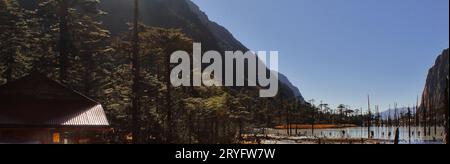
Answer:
[0, 0, 40, 84]
[110, 25, 193, 143]
[131, 0, 141, 144]
[36, 0, 108, 84]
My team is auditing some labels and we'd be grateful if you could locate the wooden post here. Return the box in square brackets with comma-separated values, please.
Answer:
[394, 128, 400, 144]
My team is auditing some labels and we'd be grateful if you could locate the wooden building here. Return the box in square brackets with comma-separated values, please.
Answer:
[0, 73, 110, 144]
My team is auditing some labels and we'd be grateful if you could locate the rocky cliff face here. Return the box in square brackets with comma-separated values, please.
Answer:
[421, 48, 449, 113]
[100, 0, 305, 101]
[278, 73, 304, 101]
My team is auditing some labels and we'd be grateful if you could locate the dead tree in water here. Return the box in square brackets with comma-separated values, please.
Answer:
[394, 128, 400, 144]
[408, 107, 411, 144]
[311, 104, 315, 136]
[415, 96, 420, 127]
[422, 97, 427, 137]
[295, 101, 299, 135]
[400, 112, 404, 127]
[360, 107, 363, 137]
[388, 105, 392, 127]
[375, 105, 380, 127]
[375, 105, 381, 137]
[367, 95, 371, 138]
[394, 103, 398, 127]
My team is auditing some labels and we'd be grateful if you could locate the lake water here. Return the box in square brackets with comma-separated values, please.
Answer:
[265, 126, 446, 144]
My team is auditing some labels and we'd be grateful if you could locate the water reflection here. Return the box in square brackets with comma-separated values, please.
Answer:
[266, 126, 445, 144]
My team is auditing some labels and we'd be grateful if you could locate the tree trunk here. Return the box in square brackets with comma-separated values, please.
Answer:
[394, 128, 400, 144]
[131, 0, 140, 144]
[82, 49, 94, 96]
[311, 107, 315, 136]
[368, 95, 371, 138]
[5, 53, 12, 83]
[408, 107, 411, 144]
[188, 111, 192, 144]
[59, 0, 69, 83]
[165, 42, 173, 144]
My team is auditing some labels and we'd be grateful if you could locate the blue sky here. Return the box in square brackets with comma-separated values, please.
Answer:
[192, 0, 449, 112]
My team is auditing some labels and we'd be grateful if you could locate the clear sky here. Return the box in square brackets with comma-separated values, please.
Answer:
[192, 0, 449, 112]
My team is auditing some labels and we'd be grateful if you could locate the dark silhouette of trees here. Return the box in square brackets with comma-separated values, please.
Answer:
[131, 0, 141, 144]
[0, 0, 38, 84]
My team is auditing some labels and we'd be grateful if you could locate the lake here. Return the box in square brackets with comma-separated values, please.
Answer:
[263, 126, 446, 144]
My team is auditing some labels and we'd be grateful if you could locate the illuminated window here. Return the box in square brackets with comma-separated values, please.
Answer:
[52, 133, 60, 143]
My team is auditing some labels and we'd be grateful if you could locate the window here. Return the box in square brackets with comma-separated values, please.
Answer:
[52, 132, 60, 143]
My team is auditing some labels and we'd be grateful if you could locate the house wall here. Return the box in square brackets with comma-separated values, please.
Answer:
[0, 129, 52, 144]
[0, 128, 106, 144]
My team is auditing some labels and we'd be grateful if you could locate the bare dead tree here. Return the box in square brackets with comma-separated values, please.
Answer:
[394, 103, 398, 127]
[408, 107, 411, 144]
[394, 128, 400, 144]
[311, 104, 315, 136]
[388, 104, 391, 127]
[422, 97, 427, 137]
[416, 96, 420, 127]
[367, 95, 371, 138]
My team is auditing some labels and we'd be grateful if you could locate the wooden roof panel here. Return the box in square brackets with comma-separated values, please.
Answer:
[0, 73, 109, 127]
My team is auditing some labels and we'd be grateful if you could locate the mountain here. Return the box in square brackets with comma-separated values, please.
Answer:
[99, 0, 305, 101]
[17, 0, 305, 102]
[278, 73, 304, 101]
[420, 48, 449, 113]
[381, 107, 412, 120]
[97, 0, 248, 51]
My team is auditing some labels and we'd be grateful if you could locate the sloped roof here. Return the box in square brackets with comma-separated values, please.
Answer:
[0, 73, 109, 128]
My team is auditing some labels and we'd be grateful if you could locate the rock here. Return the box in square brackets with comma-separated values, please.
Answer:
[420, 49, 449, 115]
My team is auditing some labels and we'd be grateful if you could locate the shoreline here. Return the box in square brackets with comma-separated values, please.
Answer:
[242, 135, 443, 144]
[274, 124, 358, 129]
